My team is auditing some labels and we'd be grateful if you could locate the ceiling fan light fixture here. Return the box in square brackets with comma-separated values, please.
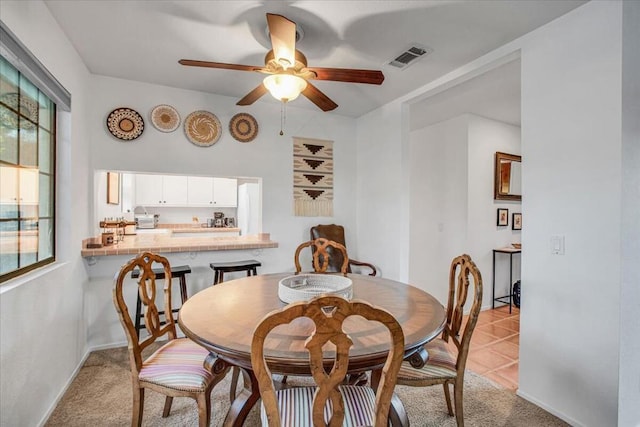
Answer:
[263, 74, 307, 102]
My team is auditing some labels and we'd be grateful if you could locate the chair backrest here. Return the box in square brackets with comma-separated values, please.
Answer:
[310, 224, 350, 273]
[442, 254, 483, 374]
[251, 295, 405, 427]
[294, 238, 349, 275]
[113, 252, 177, 374]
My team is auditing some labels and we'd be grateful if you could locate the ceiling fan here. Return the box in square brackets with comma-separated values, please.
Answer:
[179, 13, 384, 112]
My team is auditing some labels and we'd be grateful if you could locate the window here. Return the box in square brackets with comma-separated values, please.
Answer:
[1, 21, 69, 283]
[0, 55, 56, 282]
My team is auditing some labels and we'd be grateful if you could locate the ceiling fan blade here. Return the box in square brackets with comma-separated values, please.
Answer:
[302, 82, 338, 112]
[236, 84, 268, 106]
[179, 59, 264, 72]
[266, 13, 296, 69]
[306, 67, 385, 85]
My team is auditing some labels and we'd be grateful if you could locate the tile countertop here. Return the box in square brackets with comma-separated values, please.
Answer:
[81, 232, 277, 257]
[171, 227, 240, 234]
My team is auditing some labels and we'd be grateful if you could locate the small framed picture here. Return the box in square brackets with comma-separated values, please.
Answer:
[497, 208, 509, 226]
[512, 213, 522, 230]
[107, 172, 120, 205]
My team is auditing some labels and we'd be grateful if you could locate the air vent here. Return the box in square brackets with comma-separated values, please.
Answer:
[388, 44, 433, 70]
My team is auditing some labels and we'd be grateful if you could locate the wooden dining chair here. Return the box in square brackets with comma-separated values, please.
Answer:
[251, 294, 405, 427]
[113, 252, 229, 427]
[310, 224, 377, 276]
[294, 237, 350, 275]
[395, 254, 483, 426]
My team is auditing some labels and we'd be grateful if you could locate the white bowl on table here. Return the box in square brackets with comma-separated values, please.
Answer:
[278, 274, 353, 304]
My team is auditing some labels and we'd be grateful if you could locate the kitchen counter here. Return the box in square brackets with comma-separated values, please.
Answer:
[81, 232, 277, 257]
[171, 227, 240, 234]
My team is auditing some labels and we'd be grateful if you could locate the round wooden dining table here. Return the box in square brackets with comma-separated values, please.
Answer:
[179, 272, 446, 427]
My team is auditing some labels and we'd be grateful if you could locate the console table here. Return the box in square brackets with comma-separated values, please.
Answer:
[492, 247, 521, 313]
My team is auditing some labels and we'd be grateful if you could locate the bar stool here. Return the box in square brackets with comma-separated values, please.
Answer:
[209, 259, 261, 401]
[209, 260, 261, 286]
[131, 264, 191, 336]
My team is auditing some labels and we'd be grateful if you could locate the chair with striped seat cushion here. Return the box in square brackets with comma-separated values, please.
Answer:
[113, 252, 229, 427]
[138, 338, 214, 391]
[252, 295, 405, 427]
[260, 385, 377, 427]
[395, 254, 483, 427]
[397, 338, 457, 383]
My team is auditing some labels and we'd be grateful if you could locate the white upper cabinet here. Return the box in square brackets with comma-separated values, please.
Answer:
[213, 177, 237, 207]
[187, 176, 215, 206]
[135, 174, 188, 206]
[162, 175, 188, 205]
[137, 174, 237, 207]
[135, 174, 161, 206]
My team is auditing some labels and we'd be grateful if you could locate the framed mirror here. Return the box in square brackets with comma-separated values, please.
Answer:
[494, 152, 522, 201]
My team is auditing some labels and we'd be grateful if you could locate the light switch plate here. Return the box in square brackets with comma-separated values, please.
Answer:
[551, 235, 565, 255]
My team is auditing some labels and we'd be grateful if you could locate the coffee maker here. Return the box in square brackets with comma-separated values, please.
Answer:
[213, 212, 224, 227]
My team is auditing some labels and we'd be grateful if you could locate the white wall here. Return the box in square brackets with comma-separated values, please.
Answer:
[355, 102, 408, 280]
[408, 115, 469, 304]
[518, 3, 621, 425]
[356, 2, 636, 426]
[467, 115, 521, 308]
[0, 2, 92, 426]
[619, 2, 640, 425]
[408, 114, 521, 308]
[83, 74, 360, 348]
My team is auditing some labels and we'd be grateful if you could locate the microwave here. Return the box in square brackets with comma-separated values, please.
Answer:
[135, 214, 157, 229]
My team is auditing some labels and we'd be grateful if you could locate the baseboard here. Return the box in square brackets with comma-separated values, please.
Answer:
[37, 341, 128, 427]
[517, 389, 584, 427]
[88, 340, 128, 352]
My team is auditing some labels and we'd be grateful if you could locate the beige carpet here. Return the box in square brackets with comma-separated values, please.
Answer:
[45, 346, 568, 426]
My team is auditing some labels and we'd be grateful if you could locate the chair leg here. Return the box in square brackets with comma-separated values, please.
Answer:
[205, 390, 212, 426]
[443, 382, 454, 416]
[132, 387, 144, 427]
[196, 393, 210, 427]
[179, 276, 188, 304]
[229, 366, 240, 402]
[162, 396, 173, 418]
[453, 378, 465, 426]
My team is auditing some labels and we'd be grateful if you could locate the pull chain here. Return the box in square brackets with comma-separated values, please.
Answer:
[280, 100, 287, 136]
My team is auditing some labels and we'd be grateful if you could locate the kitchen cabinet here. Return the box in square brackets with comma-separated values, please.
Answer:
[135, 174, 235, 207]
[213, 177, 237, 207]
[162, 175, 188, 205]
[187, 176, 237, 207]
[135, 174, 188, 206]
[187, 176, 214, 206]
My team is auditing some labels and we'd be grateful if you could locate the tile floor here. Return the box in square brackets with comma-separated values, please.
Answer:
[466, 304, 520, 390]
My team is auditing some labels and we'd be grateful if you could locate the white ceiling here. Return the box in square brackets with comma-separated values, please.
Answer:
[43, 0, 585, 118]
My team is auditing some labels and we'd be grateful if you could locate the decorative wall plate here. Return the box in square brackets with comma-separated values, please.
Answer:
[229, 113, 258, 143]
[150, 104, 180, 132]
[106, 107, 144, 140]
[184, 110, 221, 146]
